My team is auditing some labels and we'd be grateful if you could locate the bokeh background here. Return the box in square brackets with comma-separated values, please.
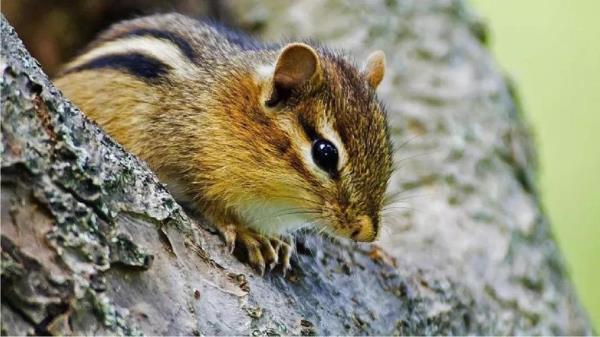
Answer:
[2, 0, 598, 328]
[471, 0, 600, 327]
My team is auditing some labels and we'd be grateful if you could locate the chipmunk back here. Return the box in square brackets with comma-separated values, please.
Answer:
[55, 13, 393, 274]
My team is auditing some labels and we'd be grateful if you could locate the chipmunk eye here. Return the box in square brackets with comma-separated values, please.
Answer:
[312, 139, 339, 175]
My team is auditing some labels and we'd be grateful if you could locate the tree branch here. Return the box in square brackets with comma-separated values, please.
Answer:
[1, 1, 592, 334]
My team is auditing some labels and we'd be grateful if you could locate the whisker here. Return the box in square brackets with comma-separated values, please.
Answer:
[382, 205, 412, 212]
[391, 149, 441, 174]
[392, 133, 425, 154]
[381, 204, 427, 215]
[383, 191, 436, 206]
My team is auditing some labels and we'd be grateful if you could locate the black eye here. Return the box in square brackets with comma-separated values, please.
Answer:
[312, 139, 339, 175]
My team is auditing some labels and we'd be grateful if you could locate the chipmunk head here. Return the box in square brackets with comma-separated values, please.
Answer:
[243, 43, 392, 242]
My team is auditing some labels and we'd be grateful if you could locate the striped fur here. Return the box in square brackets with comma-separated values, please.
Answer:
[66, 52, 170, 79]
[55, 13, 392, 244]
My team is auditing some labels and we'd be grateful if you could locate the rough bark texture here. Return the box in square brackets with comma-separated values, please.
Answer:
[0, 1, 593, 335]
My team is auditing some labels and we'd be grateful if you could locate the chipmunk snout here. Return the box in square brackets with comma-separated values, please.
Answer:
[350, 215, 378, 242]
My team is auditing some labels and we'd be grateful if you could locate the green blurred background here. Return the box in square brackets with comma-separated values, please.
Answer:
[471, 0, 599, 328]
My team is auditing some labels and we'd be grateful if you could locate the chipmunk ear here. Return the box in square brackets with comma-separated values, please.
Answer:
[274, 43, 322, 90]
[363, 50, 386, 89]
[266, 43, 322, 107]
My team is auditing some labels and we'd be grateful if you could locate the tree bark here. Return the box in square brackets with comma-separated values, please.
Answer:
[0, 1, 593, 335]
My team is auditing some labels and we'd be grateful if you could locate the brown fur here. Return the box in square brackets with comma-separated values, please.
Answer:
[55, 13, 392, 246]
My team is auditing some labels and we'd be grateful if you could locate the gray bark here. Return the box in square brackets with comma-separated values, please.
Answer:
[0, 1, 593, 335]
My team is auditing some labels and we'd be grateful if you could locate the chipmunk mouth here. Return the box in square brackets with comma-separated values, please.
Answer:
[330, 214, 377, 242]
[349, 215, 377, 242]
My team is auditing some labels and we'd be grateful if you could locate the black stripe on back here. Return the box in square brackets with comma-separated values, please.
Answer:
[67, 53, 170, 80]
[119, 28, 197, 62]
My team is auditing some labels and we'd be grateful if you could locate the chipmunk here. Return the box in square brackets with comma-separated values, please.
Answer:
[55, 13, 393, 274]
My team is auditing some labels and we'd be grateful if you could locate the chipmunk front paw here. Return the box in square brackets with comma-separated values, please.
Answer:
[217, 223, 293, 275]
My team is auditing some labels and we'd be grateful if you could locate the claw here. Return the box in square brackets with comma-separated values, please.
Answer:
[280, 240, 293, 275]
[237, 231, 265, 275]
[261, 241, 278, 270]
[218, 223, 237, 254]
[248, 245, 265, 276]
[269, 238, 282, 271]
[215, 222, 294, 275]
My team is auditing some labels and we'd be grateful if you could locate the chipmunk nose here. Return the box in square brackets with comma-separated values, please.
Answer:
[350, 215, 377, 242]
